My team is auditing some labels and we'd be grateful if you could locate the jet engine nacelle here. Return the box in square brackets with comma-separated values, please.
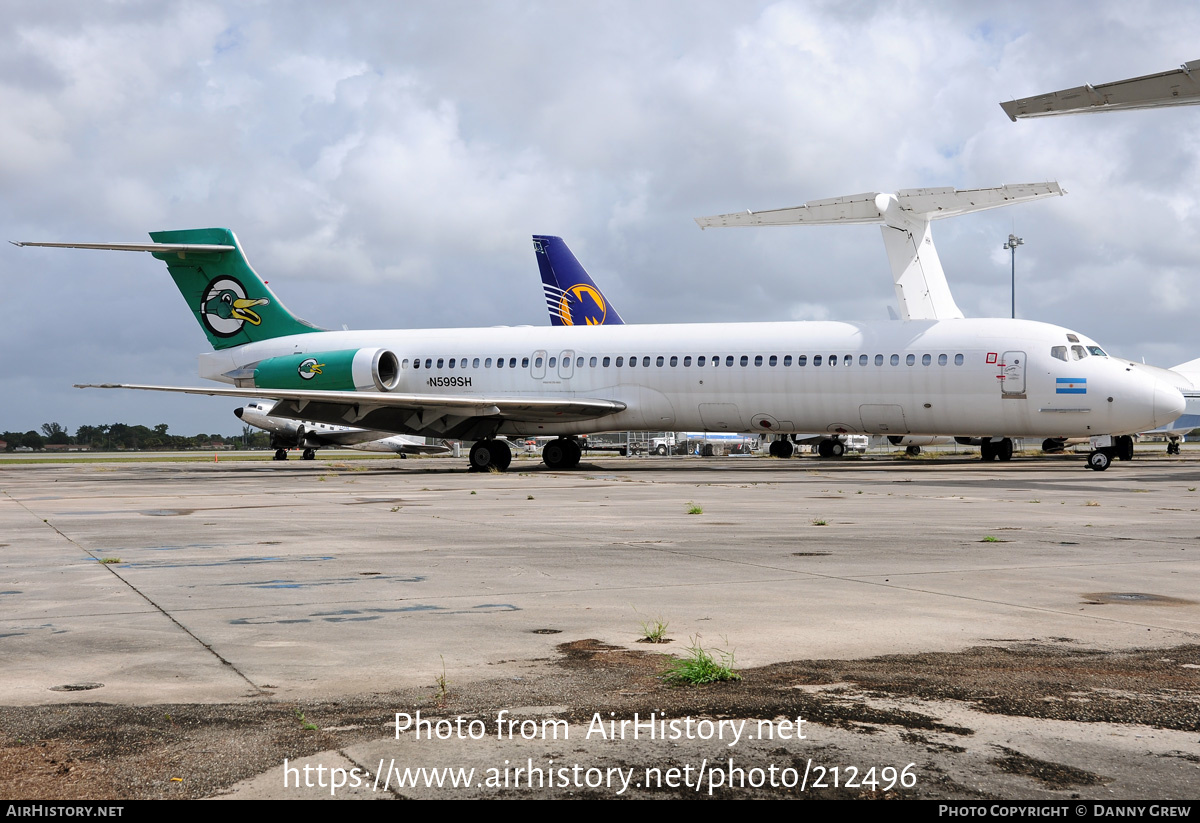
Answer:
[252, 348, 401, 392]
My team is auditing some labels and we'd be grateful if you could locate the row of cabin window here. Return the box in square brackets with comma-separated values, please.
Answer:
[403, 353, 968, 370]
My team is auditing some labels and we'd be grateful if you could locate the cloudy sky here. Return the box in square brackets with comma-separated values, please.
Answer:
[4, 1, 1199, 436]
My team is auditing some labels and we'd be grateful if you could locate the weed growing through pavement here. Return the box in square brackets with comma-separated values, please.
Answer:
[434, 655, 449, 702]
[662, 638, 740, 686]
[294, 709, 318, 731]
[634, 609, 671, 644]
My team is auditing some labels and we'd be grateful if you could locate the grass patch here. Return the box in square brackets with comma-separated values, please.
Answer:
[662, 639, 740, 686]
[811, 518, 828, 526]
[685, 502, 703, 515]
[294, 709, 318, 731]
[1085, 500, 1100, 507]
[980, 536, 1003, 543]
[329, 462, 369, 472]
[637, 614, 671, 644]
[98, 557, 121, 564]
[434, 655, 449, 702]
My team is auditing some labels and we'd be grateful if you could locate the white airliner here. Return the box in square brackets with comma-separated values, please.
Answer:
[234, 400, 450, 460]
[14, 183, 1186, 472]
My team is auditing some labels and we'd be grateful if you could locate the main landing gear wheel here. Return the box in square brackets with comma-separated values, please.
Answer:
[542, 438, 581, 470]
[469, 439, 512, 472]
[1168, 441, 1181, 455]
[818, 440, 845, 458]
[302, 448, 316, 461]
[905, 445, 921, 456]
[980, 439, 1010, 462]
[768, 440, 794, 458]
[1116, 435, 1135, 461]
[273, 449, 288, 461]
[997, 438, 1014, 462]
[1087, 450, 1112, 472]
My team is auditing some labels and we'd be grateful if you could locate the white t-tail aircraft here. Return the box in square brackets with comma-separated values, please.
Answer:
[14, 182, 1185, 472]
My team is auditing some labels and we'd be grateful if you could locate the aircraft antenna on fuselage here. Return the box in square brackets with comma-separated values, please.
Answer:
[694, 183, 1064, 322]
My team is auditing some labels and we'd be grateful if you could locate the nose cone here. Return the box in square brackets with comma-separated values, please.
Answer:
[234, 406, 244, 419]
[1154, 382, 1187, 428]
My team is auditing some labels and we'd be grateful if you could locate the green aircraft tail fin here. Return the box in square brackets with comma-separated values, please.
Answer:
[149, 228, 324, 350]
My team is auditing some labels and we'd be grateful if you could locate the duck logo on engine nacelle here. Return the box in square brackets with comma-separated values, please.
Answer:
[297, 358, 324, 380]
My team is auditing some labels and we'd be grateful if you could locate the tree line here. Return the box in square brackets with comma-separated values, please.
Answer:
[2, 422, 271, 451]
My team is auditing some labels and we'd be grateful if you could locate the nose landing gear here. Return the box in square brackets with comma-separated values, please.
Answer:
[1087, 435, 1134, 471]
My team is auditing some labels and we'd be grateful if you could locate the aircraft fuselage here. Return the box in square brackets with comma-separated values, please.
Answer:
[200, 316, 1183, 441]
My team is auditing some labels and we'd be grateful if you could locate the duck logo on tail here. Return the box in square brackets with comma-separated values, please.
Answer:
[200, 274, 270, 338]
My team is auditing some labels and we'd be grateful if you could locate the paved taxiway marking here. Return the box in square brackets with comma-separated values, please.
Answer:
[2, 487, 266, 694]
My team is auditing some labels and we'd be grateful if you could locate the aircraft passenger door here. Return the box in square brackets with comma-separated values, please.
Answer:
[1000, 351, 1026, 396]
[558, 349, 575, 380]
[531, 350, 547, 380]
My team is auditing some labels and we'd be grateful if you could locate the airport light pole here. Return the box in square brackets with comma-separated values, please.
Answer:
[1003, 233, 1023, 318]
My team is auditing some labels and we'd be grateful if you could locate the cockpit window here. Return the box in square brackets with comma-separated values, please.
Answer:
[1070, 345, 1087, 360]
[1051, 346, 1068, 361]
[1066, 334, 1079, 343]
[1086, 346, 1107, 357]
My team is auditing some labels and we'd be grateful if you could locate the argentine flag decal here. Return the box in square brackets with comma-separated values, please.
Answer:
[1056, 377, 1087, 394]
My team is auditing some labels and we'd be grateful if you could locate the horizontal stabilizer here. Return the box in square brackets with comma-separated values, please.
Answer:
[11, 241, 235, 256]
[14, 229, 321, 349]
[694, 183, 1063, 322]
[694, 183, 1062, 230]
[1001, 60, 1200, 120]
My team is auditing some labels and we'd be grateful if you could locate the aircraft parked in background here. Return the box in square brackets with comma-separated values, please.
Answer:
[234, 400, 449, 460]
[535, 235, 624, 327]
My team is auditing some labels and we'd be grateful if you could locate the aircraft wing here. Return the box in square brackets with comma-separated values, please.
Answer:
[1000, 59, 1200, 120]
[78, 383, 625, 439]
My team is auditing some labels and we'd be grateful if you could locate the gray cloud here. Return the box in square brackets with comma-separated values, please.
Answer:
[3, 1, 1199, 433]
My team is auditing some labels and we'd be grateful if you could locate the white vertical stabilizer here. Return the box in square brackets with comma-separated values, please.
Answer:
[695, 183, 1064, 321]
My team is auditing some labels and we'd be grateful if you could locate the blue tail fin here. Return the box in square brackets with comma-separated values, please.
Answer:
[532, 235, 624, 326]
